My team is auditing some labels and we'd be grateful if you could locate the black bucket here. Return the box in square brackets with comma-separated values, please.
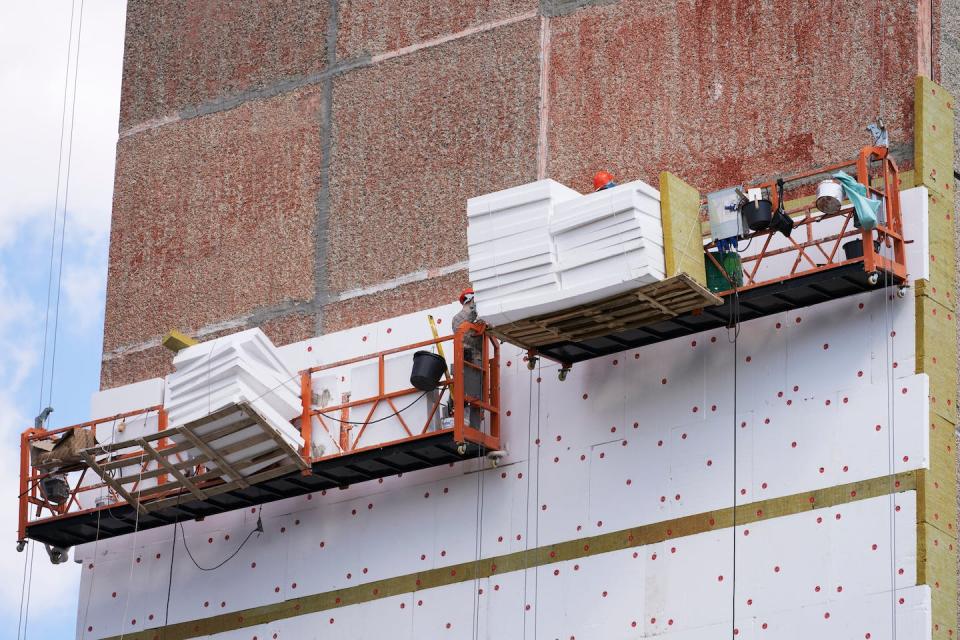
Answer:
[410, 351, 447, 392]
[742, 199, 773, 231]
[842, 239, 882, 260]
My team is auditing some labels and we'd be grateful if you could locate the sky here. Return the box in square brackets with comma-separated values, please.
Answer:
[0, 2, 127, 638]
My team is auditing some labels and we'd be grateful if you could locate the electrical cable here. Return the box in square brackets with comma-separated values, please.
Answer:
[163, 494, 184, 627]
[179, 507, 263, 572]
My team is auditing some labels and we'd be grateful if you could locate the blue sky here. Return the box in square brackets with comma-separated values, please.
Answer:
[0, 2, 127, 638]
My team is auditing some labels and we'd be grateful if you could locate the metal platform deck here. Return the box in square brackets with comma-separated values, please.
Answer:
[25, 430, 489, 549]
[528, 263, 902, 365]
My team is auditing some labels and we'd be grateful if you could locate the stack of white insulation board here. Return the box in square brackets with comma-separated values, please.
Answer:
[467, 179, 666, 326]
[467, 179, 581, 323]
[552, 180, 665, 292]
[163, 328, 304, 475]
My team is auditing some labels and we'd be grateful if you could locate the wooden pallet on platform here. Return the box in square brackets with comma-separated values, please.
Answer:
[488, 273, 723, 351]
[80, 403, 306, 514]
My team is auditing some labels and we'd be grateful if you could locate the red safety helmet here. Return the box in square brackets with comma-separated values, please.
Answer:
[459, 287, 475, 304]
[593, 170, 616, 191]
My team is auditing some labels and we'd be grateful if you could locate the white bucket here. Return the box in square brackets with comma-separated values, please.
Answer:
[815, 179, 843, 214]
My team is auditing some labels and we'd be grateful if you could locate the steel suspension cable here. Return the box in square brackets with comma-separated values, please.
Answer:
[46, 0, 86, 409]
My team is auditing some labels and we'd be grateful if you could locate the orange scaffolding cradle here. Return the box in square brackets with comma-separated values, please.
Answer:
[17, 322, 501, 553]
[504, 145, 909, 369]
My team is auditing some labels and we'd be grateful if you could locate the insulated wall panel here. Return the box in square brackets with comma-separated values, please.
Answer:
[79, 282, 931, 640]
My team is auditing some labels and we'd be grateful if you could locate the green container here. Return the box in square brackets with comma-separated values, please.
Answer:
[705, 250, 743, 292]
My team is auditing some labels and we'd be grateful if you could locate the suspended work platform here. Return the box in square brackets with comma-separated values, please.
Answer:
[494, 145, 908, 371]
[19, 323, 500, 550]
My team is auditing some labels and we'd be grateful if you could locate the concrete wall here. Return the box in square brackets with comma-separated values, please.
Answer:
[103, 0, 938, 388]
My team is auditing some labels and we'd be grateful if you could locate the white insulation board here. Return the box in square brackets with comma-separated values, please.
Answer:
[467, 178, 667, 326]
[76, 282, 931, 639]
[163, 328, 303, 474]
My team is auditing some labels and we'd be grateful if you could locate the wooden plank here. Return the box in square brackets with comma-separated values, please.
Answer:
[136, 448, 283, 500]
[95, 419, 248, 471]
[144, 463, 300, 513]
[79, 451, 147, 514]
[491, 273, 720, 349]
[116, 429, 277, 486]
[137, 438, 208, 501]
[179, 427, 250, 488]
[238, 405, 309, 470]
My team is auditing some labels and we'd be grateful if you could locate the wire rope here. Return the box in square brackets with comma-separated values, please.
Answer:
[880, 209, 899, 640]
[727, 289, 741, 639]
[47, 0, 86, 409]
[79, 506, 103, 638]
[118, 454, 145, 640]
[520, 362, 534, 639]
[37, 0, 78, 414]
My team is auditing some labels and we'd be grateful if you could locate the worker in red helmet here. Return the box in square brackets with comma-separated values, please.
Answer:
[453, 287, 479, 354]
[593, 170, 617, 191]
[452, 287, 482, 427]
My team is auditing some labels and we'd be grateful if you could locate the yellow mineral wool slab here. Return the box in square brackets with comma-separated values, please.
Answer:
[660, 171, 706, 288]
[162, 329, 198, 352]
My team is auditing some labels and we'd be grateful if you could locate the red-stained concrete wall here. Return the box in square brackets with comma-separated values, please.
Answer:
[103, 0, 940, 388]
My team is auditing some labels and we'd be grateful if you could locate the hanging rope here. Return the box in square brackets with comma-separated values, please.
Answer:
[520, 358, 534, 640]
[727, 289, 742, 639]
[118, 454, 145, 640]
[79, 505, 103, 638]
[532, 357, 543, 639]
[470, 390, 486, 640]
[880, 231, 899, 639]
[19, 3, 84, 639]
[46, 0, 86, 410]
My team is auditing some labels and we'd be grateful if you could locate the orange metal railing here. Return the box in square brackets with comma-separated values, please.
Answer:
[704, 145, 907, 293]
[17, 323, 500, 544]
[17, 405, 165, 544]
[299, 321, 500, 462]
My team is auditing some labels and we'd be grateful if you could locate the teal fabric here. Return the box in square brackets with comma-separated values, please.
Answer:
[833, 170, 880, 231]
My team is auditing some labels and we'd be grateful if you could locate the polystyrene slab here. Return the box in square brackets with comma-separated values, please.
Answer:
[467, 211, 554, 245]
[472, 272, 561, 299]
[899, 186, 929, 282]
[484, 265, 665, 326]
[550, 200, 663, 244]
[472, 265, 556, 292]
[554, 216, 662, 253]
[557, 237, 663, 271]
[466, 178, 580, 217]
[551, 179, 660, 230]
[90, 377, 165, 421]
[470, 250, 555, 279]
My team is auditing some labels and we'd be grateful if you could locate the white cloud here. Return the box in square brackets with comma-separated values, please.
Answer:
[0, 0, 126, 633]
[62, 259, 108, 334]
[0, 1, 125, 249]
